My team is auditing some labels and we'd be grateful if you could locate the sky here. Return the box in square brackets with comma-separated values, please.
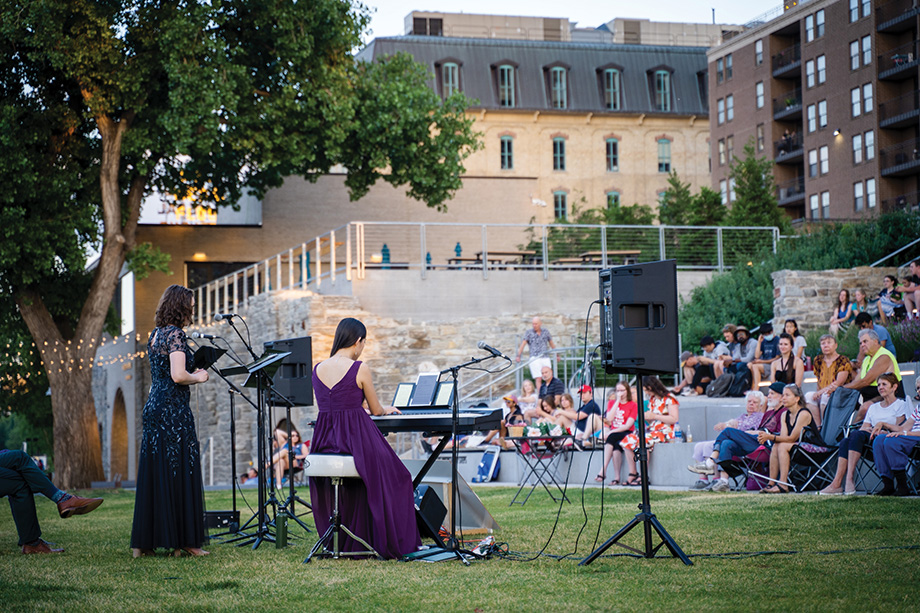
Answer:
[364, 0, 784, 40]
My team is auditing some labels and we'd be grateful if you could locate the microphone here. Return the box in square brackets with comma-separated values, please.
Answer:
[191, 332, 219, 340]
[214, 313, 236, 321]
[477, 340, 510, 360]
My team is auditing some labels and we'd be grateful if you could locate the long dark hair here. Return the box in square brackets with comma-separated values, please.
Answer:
[154, 284, 193, 328]
[834, 289, 850, 310]
[642, 375, 671, 400]
[329, 317, 367, 357]
[784, 318, 802, 338]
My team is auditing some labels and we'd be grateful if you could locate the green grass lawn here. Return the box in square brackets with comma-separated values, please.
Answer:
[1, 486, 918, 612]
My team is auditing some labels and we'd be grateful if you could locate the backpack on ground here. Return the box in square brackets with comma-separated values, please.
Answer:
[727, 369, 752, 397]
[471, 447, 501, 483]
[705, 373, 734, 398]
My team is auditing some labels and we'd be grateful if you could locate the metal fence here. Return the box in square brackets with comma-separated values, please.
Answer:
[192, 222, 779, 324]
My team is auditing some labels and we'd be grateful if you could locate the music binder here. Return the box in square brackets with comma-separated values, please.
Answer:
[242, 350, 291, 388]
[193, 346, 227, 371]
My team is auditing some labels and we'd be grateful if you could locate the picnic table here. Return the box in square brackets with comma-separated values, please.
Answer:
[475, 250, 538, 264]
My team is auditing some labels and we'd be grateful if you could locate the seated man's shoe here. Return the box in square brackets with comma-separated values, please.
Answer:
[58, 494, 104, 519]
[22, 539, 64, 554]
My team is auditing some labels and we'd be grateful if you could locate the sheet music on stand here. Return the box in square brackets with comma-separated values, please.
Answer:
[242, 350, 291, 388]
[193, 346, 227, 371]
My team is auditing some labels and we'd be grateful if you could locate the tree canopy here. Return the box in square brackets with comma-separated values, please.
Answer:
[727, 139, 790, 232]
[0, 0, 480, 486]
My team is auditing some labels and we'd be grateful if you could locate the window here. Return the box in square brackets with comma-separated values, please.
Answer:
[806, 60, 815, 88]
[851, 87, 861, 117]
[817, 55, 826, 84]
[756, 82, 764, 108]
[863, 83, 873, 114]
[657, 139, 671, 173]
[718, 139, 726, 166]
[850, 41, 860, 71]
[654, 70, 671, 112]
[550, 66, 567, 109]
[865, 130, 875, 160]
[604, 69, 621, 111]
[757, 124, 765, 152]
[810, 194, 819, 218]
[726, 94, 734, 121]
[816, 10, 825, 37]
[605, 138, 619, 172]
[805, 15, 814, 42]
[500, 136, 513, 170]
[606, 191, 620, 208]
[726, 135, 734, 163]
[729, 178, 736, 203]
[755, 40, 763, 66]
[807, 104, 817, 132]
[808, 149, 818, 177]
[716, 58, 724, 84]
[442, 62, 459, 97]
[552, 137, 566, 171]
[867, 178, 876, 208]
[821, 191, 830, 218]
[498, 64, 515, 107]
[725, 54, 733, 80]
[818, 100, 828, 129]
[553, 191, 567, 220]
[820, 145, 829, 174]
[862, 0, 871, 18]
[849, 0, 859, 22]
[717, 98, 725, 125]
[862, 36, 872, 66]
[853, 134, 863, 164]
[719, 180, 728, 205]
[854, 182, 865, 211]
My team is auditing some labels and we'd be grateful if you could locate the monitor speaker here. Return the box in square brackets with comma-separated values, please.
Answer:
[263, 336, 314, 406]
[599, 260, 678, 375]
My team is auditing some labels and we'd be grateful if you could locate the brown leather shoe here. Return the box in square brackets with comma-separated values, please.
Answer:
[57, 494, 104, 518]
[22, 539, 64, 554]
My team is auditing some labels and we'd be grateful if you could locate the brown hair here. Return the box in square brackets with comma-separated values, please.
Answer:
[154, 285, 194, 328]
[615, 382, 633, 403]
[560, 393, 574, 408]
[876, 372, 899, 389]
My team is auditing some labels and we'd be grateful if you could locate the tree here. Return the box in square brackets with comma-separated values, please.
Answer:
[688, 187, 726, 227]
[0, 0, 480, 487]
[657, 171, 693, 226]
[727, 139, 791, 232]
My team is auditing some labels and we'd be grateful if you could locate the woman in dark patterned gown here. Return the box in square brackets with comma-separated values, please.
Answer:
[131, 284, 210, 558]
[310, 318, 421, 559]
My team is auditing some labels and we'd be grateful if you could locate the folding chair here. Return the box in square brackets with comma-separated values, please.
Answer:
[906, 443, 920, 496]
[851, 425, 883, 494]
[788, 387, 860, 492]
[719, 445, 771, 491]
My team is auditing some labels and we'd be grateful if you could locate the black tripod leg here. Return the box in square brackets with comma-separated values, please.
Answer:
[578, 514, 643, 565]
[648, 515, 693, 565]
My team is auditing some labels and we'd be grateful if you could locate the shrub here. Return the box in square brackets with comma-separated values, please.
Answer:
[888, 318, 920, 363]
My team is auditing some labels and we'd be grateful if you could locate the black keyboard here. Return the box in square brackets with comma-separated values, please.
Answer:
[371, 408, 502, 434]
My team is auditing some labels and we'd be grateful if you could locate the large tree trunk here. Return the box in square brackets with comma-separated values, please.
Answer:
[47, 365, 104, 489]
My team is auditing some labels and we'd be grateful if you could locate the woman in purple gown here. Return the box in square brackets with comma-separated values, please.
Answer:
[309, 318, 421, 559]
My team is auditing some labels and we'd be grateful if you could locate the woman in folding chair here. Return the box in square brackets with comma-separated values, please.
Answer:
[758, 384, 822, 493]
[819, 373, 909, 495]
[872, 398, 920, 496]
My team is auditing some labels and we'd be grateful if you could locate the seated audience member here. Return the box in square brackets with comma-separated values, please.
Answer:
[721, 325, 756, 377]
[620, 376, 679, 486]
[829, 289, 856, 336]
[240, 467, 259, 486]
[536, 365, 564, 405]
[535, 395, 558, 423]
[854, 312, 891, 349]
[844, 328, 903, 420]
[899, 259, 920, 320]
[673, 351, 698, 395]
[769, 333, 804, 388]
[783, 319, 807, 360]
[820, 373, 908, 495]
[685, 335, 730, 395]
[758, 384, 822, 493]
[688, 385, 785, 491]
[596, 383, 637, 484]
[482, 395, 522, 449]
[877, 275, 904, 325]
[852, 288, 879, 322]
[572, 385, 603, 449]
[748, 322, 781, 392]
[271, 423, 305, 487]
[805, 334, 854, 428]
[518, 379, 538, 422]
[548, 393, 578, 433]
[687, 390, 768, 491]
[872, 396, 920, 496]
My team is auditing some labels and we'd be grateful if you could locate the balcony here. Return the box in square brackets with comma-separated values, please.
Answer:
[881, 189, 920, 212]
[878, 41, 919, 80]
[773, 88, 803, 121]
[879, 89, 920, 129]
[880, 137, 920, 177]
[776, 177, 805, 207]
[772, 43, 801, 78]
[774, 132, 804, 163]
[876, 0, 920, 33]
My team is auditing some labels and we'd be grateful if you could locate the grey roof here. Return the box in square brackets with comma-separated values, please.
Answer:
[357, 36, 709, 115]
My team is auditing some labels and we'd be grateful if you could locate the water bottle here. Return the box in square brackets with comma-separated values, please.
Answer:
[673, 422, 683, 443]
[686, 424, 693, 443]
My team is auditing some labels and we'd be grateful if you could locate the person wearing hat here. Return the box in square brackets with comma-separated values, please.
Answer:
[748, 322, 781, 392]
[687, 381, 787, 491]
[572, 385, 602, 450]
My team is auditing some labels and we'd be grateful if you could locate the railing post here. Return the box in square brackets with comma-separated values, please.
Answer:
[330, 229, 336, 284]
[542, 225, 549, 280]
[659, 226, 666, 261]
[420, 223, 427, 280]
[197, 287, 203, 324]
[717, 227, 724, 272]
[600, 225, 608, 268]
[232, 274, 238, 313]
[205, 282, 211, 320]
[288, 248, 294, 289]
[346, 225, 352, 282]
[772, 228, 778, 254]
[481, 225, 488, 280]
[275, 254, 282, 291]
[301, 243, 307, 288]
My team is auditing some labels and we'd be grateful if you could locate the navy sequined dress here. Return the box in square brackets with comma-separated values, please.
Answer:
[130, 325, 206, 550]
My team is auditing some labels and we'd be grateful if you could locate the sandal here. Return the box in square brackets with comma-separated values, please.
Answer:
[625, 473, 641, 486]
[173, 547, 210, 557]
[609, 479, 621, 486]
[760, 485, 789, 494]
[595, 474, 605, 482]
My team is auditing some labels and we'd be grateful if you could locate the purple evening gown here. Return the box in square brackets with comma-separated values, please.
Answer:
[309, 361, 421, 559]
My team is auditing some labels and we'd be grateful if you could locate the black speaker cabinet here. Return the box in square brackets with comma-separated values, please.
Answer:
[263, 336, 314, 406]
[599, 260, 678, 375]
[414, 484, 447, 547]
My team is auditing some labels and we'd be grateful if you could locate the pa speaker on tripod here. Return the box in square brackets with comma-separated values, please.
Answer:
[263, 337, 314, 406]
[598, 259, 678, 376]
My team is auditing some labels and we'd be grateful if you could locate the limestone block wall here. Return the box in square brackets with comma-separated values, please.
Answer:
[771, 266, 899, 333]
